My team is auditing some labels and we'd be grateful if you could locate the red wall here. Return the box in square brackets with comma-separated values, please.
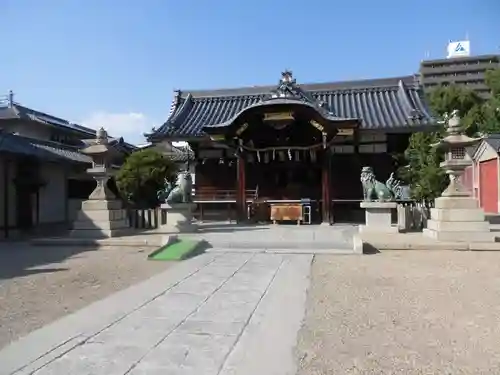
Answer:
[479, 158, 498, 214]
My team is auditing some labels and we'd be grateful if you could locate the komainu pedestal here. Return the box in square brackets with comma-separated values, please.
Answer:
[70, 200, 129, 238]
[359, 201, 398, 234]
[160, 203, 197, 233]
[423, 197, 495, 242]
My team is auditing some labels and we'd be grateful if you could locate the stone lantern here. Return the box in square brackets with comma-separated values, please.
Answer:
[70, 128, 129, 238]
[82, 128, 118, 200]
[423, 111, 494, 242]
[435, 110, 481, 197]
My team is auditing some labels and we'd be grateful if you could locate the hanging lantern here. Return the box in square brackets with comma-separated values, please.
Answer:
[310, 150, 317, 163]
[257, 150, 261, 163]
[287, 149, 292, 160]
[264, 152, 270, 163]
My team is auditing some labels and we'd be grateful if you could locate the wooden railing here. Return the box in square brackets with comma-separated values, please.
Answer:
[397, 200, 434, 232]
[193, 188, 259, 202]
[127, 208, 165, 229]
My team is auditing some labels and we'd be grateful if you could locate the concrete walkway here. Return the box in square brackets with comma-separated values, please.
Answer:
[0, 252, 312, 375]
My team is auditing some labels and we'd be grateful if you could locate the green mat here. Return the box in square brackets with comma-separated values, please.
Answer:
[148, 239, 205, 261]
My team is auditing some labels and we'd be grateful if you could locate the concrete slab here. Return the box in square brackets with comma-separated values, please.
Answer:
[0, 251, 312, 375]
[0, 253, 219, 375]
[219, 254, 312, 375]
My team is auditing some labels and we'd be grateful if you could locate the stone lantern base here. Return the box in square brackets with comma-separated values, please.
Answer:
[70, 200, 130, 238]
[423, 196, 495, 242]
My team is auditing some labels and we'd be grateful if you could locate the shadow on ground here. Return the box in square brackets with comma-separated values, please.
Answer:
[0, 243, 98, 280]
[363, 243, 381, 255]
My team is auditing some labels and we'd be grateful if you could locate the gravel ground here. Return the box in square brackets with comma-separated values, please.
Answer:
[296, 252, 500, 375]
[0, 244, 171, 349]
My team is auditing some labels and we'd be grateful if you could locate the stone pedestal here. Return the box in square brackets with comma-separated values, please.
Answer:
[423, 196, 495, 242]
[160, 202, 197, 233]
[70, 200, 130, 238]
[359, 201, 398, 234]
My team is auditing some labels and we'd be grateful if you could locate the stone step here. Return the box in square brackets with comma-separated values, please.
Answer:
[426, 219, 490, 232]
[205, 247, 358, 255]
[434, 197, 479, 209]
[422, 228, 497, 242]
[32, 236, 162, 247]
[430, 208, 485, 222]
[198, 240, 353, 250]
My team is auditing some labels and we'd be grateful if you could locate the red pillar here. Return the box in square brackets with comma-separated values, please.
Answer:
[321, 150, 331, 224]
[236, 155, 246, 222]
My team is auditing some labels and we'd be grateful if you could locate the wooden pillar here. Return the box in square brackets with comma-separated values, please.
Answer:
[321, 149, 332, 224]
[236, 155, 246, 222]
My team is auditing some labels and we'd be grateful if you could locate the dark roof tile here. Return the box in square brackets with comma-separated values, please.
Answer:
[483, 134, 500, 152]
[152, 75, 435, 139]
[0, 131, 91, 164]
[0, 100, 137, 149]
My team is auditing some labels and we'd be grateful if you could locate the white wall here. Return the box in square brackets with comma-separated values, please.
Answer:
[38, 163, 68, 223]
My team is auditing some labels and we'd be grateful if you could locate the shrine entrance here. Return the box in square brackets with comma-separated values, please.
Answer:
[201, 72, 360, 224]
[247, 160, 322, 200]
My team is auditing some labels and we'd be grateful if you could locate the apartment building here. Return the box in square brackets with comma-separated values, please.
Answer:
[419, 53, 500, 98]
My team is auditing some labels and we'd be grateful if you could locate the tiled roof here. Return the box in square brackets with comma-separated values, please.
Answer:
[0, 98, 137, 150]
[483, 134, 500, 152]
[0, 131, 91, 164]
[138, 142, 194, 161]
[150, 74, 436, 139]
[170, 144, 195, 161]
[0, 103, 96, 137]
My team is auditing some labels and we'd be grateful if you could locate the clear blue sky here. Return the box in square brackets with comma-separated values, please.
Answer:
[0, 0, 498, 144]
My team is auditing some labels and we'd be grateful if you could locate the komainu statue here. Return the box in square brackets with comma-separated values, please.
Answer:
[360, 166, 404, 202]
[157, 178, 173, 203]
[165, 172, 193, 204]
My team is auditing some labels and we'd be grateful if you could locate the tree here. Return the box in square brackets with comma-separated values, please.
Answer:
[399, 132, 447, 200]
[401, 69, 500, 200]
[480, 69, 500, 134]
[115, 149, 177, 208]
[400, 85, 483, 200]
[427, 85, 484, 134]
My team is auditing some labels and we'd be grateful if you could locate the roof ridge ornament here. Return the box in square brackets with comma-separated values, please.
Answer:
[271, 70, 299, 99]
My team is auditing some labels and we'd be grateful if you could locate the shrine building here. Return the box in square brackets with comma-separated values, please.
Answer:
[147, 71, 436, 224]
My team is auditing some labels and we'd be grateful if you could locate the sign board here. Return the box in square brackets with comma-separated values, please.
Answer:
[209, 134, 225, 141]
[447, 40, 471, 58]
[337, 128, 354, 136]
[263, 112, 294, 122]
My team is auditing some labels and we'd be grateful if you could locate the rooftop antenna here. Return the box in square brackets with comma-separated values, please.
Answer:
[8, 90, 14, 107]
